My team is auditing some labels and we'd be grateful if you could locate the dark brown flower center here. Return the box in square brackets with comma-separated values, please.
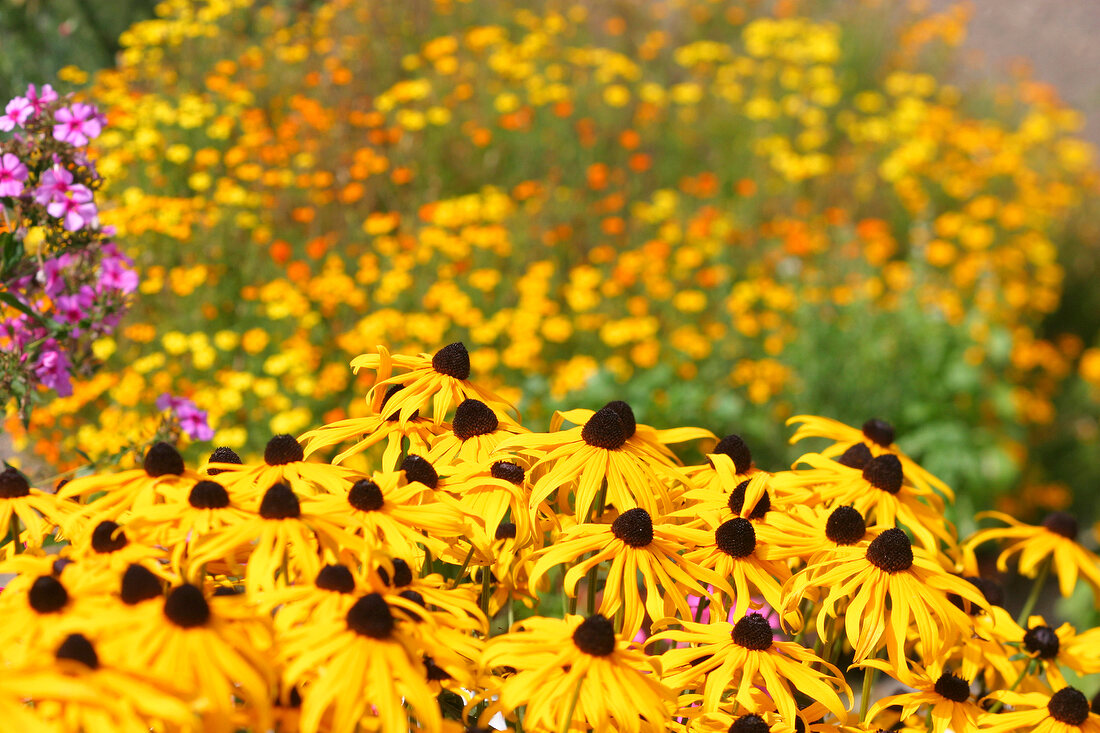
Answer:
[56, 634, 99, 669]
[189, 480, 230, 509]
[866, 528, 914, 573]
[715, 518, 756, 558]
[572, 614, 616, 656]
[731, 613, 773, 650]
[121, 564, 163, 605]
[602, 400, 637, 438]
[713, 434, 753, 474]
[612, 508, 653, 547]
[581, 407, 628, 450]
[728, 714, 770, 733]
[346, 593, 394, 639]
[401, 455, 438, 489]
[348, 479, 384, 512]
[207, 446, 242, 475]
[1024, 625, 1060, 659]
[432, 342, 471, 379]
[490, 461, 525, 485]
[0, 467, 30, 498]
[862, 454, 903, 494]
[381, 384, 418, 421]
[452, 399, 498, 439]
[29, 575, 68, 613]
[91, 520, 128, 554]
[144, 442, 185, 477]
[1042, 512, 1078, 540]
[825, 506, 866, 545]
[400, 589, 426, 608]
[163, 584, 210, 628]
[1048, 688, 1089, 726]
[424, 655, 451, 681]
[862, 418, 895, 447]
[837, 442, 872, 469]
[727, 480, 770, 519]
[934, 672, 970, 702]
[496, 522, 517, 540]
[315, 564, 356, 593]
[264, 434, 304, 465]
[259, 482, 301, 519]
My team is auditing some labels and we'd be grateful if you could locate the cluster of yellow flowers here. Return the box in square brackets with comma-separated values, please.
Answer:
[6, 0, 1098, 514]
[3, 342, 1100, 732]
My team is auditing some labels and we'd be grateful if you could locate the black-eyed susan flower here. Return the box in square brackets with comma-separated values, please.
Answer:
[428, 397, 529, 466]
[0, 466, 71, 557]
[651, 612, 850, 724]
[0, 571, 89, 665]
[208, 434, 364, 502]
[436, 459, 534, 551]
[996, 616, 1100, 688]
[981, 687, 1100, 733]
[528, 508, 730, 636]
[864, 661, 983, 733]
[478, 614, 675, 732]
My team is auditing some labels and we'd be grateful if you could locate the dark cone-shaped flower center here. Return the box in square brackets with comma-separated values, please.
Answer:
[732, 613, 773, 650]
[581, 407, 628, 450]
[347, 593, 394, 639]
[825, 506, 866, 545]
[189, 480, 230, 509]
[491, 461, 525, 485]
[1043, 512, 1078, 540]
[207, 446, 242, 475]
[259, 482, 301, 519]
[602, 400, 637, 438]
[612, 508, 654, 547]
[163, 584, 210, 628]
[144, 442, 184, 477]
[452, 399, 499, 440]
[496, 522, 517, 540]
[401, 454, 438, 489]
[29, 575, 68, 613]
[0, 467, 30, 498]
[866, 528, 914, 573]
[424, 655, 451, 681]
[714, 434, 753, 474]
[1092, 689, 1100, 715]
[391, 559, 413, 587]
[1048, 688, 1090, 726]
[715, 518, 757, 558]
[121, 564, 163, 605]
[838, 442, 872, 470]
[315, 565, 355, 593]
[400, 589, 426, 608]
[728, 714, 770, 733]
[727, 480, 770, 519]
[934, 672, 970, 702]
[432, 342, 471, 379]
[348, 479, 385, 512]
[91, 520, 128, 554]
[381, 384, 418, 421]
[862, 418, 896, 447]
[1024, 625, 1060, 658]
[56, 634, 99, 669]
[572, 614, 616, 656]
[264, 434, 304, 465]
[862, 454, 903, 494]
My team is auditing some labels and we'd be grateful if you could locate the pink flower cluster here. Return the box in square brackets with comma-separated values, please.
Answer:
[156, 394, 215, 441]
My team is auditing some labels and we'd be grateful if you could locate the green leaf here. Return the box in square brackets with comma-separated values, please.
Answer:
[0, 230, 22, 277]
[0, 291, 50, 328]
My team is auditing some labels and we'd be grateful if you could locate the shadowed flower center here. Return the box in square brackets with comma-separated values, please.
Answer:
[121, 564, 163, 605]
[581, 407, 628, 450]
[376, 558, 414, 587]
[29, 575, 68, 613]
[933, 672, 970, 702]
[862, 454, 903, 494]
[381, 384, 418, 421]
[400, 589, 426, 608]
[453, 399, 499, 439]
[866, 528, 914, 573]
[715, 518, 756, 558]
[1042, 512, 1078, 540]
[207, 446, 242, 475]
[837, 442, 872, 469]
[713, 434, 753, 474]
[491, 461, 525, 485]
[602, 400, 636, 438]
[432, 342, 471, 379]
[728, 714, 770, 733]
[348, 479, 385, 512]
[862, 418, 895, 447]
[612, 508, 654, 547]
[163, 584, 210, 628]
[1048, 687, 1089, 725]
[732, 613, 773, 650]
[56, 634, 99, 669]
[573, 614, 616, 656]
[315, 565, 356, 593]
[0, 467, 30, 498]
[401, 455, 438, 489]
[189, 480, 230, 509]
[727, 480, 770, 519]
[144, 442, 184, 477]
[825, 506, 866, 545]
[260, 482, 301, 519]
[264, 434, 304, 465]
[424, 655, 451, 681]
[347, 593, 395, 638]
[496, 522, 517, 540]
[91, 520, 128, 554]
[1024, 625, 1060, 658]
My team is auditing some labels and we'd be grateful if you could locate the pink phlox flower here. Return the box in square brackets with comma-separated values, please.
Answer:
[52, 103, 104, 146]
[34, 165, 73, 205]
[24, 84, 58, 115]
[98, 253, 139, 294]
[0, 153, 28, 196]
[34, 343, 73, 397]
[38, 254, 74, 297]
[157, 393, 215, 441]
[0, 97, 33, 131]
[54, 285, 95, 328]
[46, 184, 97, 231]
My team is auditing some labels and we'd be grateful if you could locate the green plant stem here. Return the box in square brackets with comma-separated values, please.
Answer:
[451, 545, 476, 589]
[421, 547, 433, 578]
[583, 482, 608, 618]
[480, 568, 493, 629]
[557, 675, 584, 733]
[9, 515, 20, 555]
[987, 658, 1037, 714]
[693, 595, 710, 624]
[859, 661, 878, 722]
[1016, 556, 1052, 627]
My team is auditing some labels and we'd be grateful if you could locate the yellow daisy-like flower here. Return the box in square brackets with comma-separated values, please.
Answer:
[528, 508, 731, 637]
[478, 614, 675, 732]
[671, 466, 775, 531]
[865, 661, 983, 733]
[62, 518, 167, 589]
[352, 342, 517, 425]
[436, 458, 533, 552]
[782, 527, 987, 666]
[427, 398, 529, 466]
[981, 687, 1100, 733]
[967, 511, 1100, 603]
[651, 612, 851, 724]
[0, 467, 71, 557]
[208, 434, 365, 503]
[786, 414, 954, 502]
[997, 616, 1100, 688]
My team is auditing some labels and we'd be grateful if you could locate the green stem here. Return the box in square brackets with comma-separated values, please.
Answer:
[450, 545, 476, 589]
[1016, 556, 1052, 627]
[859, 662, 878, 722]
[9, 515, 21, 555]
[480, 567, 493, 630]
[583, 482, 609, 618]
[557, 675, 584, 733]
[987, 658, 1037, 714]
[693, 595, 710, 624]
[421, 547, 433, 578]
